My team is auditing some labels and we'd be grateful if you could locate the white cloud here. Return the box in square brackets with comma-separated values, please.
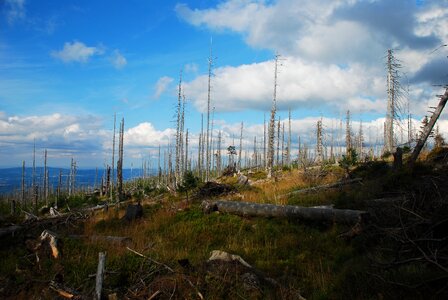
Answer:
[52, 41, 103, 63]
[110, 49, 127, 69]
[154, 76, 174, 98]
[125, 122, 175, 147]
[183, 56, 386, 114]
[5, 0, 25, 25]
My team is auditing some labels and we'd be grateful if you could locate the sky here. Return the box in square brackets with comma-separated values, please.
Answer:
[0, 0, 447, 168]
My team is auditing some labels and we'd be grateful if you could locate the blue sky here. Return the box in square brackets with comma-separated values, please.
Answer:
[0, 0, 447, 168]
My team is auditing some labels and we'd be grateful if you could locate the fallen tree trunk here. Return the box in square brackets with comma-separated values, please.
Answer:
[287, 178, 362, 196]
[203, 200, 367, 225]
[94, 252, 106, 300]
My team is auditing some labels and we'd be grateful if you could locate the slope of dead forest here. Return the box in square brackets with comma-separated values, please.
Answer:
[1, 148, 448, 299]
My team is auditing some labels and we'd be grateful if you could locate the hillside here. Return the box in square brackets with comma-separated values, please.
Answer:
[1, 150, 448, 299]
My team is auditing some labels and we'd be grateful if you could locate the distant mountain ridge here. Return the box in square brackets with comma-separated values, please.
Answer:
[0, 167, 154, 194]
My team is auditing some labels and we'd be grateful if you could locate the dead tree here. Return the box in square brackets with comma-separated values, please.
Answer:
[316, 119, 323, 164]
[21, 160, 25, 207]
[384, 49, 403, 154]
[216, 131, 222, 175]
[117, 118, 124, 201]
[238, 122, 243, 170]
[346, 110, 352, 154]
[263, 114, 267, 168]
[410, 87, 448, 164]
[175, 70, 183, 186]
[111, 113, 116, 202]
[185, 129, 189, 172]
[287, 108, 291, 167]
[281, 122, 285, 167]
[94, 252, 106, 300]
[32, 140, 36, 209]
[267, 54, 280, 178]
[43, 149, 48, 206]
[358, 120, 364, 159]
[276, 117, 281, 167]
[205, 43, 214, 182]
[203, 200, 367, 225]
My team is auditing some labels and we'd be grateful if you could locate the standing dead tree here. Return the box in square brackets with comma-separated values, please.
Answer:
[267, 54, 280, 178]
[43, 149, 48, 206]
[316, 119, 323, 164]
[205, 42, 214, 182]
[384, 49, 403, 154]
[287, 109, 291, 167]
[238, 122, 243, 170]
[346, 110, 352, 154]
[21, 160, 25, 207]
[117, 118, 124, 202]
[111, 113, 116, 202]
[410, 87, 448, 164]
[175, 70, 183, 187]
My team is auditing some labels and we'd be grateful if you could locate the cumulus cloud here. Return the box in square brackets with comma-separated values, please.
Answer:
[52, 41, 103, 63]
[0, 111, 111, 166]
[154, 76, 174, 98]
[125, 122, 175, 147]
[5, 0, 25, 24]
[183, 56, 385, 114]
[176, 0, 447, 120]
[110, 49, 127, 69]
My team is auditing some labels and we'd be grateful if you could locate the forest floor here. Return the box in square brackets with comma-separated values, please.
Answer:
[1, 149, 448, 299]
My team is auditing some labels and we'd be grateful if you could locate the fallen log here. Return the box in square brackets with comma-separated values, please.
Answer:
[287, 178, 362, 196]
[203, 200, 367, 225]
[94, 252, 107, 300]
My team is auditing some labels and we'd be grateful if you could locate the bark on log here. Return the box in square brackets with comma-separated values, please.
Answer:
[287, 178, 362, 196]
[95, 252, 106, 300]
[203, 200, 367, 225]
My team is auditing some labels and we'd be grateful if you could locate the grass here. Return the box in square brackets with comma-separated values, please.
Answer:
[1, 162, 447, 299]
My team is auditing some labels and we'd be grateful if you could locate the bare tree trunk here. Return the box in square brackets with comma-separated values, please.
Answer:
[410, 88, 448, 164]
[203, 200, 367, 225]
[117, 118, 124, 202]
[263, 114, 266, 168]
[111, 113, 116, 202]
[217, 131, 222, 175]
[281, 122, 285, 167]
[206, 43, 213, 182]
[346, 110, 352, 154]
[175, 71, 183, 186]
[288, 108, 291, 167]
[185, 129, 189, 172]
[316, 119, 323, 164]
[267, 55, 280, 178]
[238, 122, 243, 170]
[21, 160, 25, 207]
[94, 252, 106, 300]
[276, 117, 281, 167]
[44, 149, 48, 206]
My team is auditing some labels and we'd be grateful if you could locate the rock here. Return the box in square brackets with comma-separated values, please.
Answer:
[237, 174, 249, 185]
[123, 203, 143, 222]
[208, 250, 252, 268]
